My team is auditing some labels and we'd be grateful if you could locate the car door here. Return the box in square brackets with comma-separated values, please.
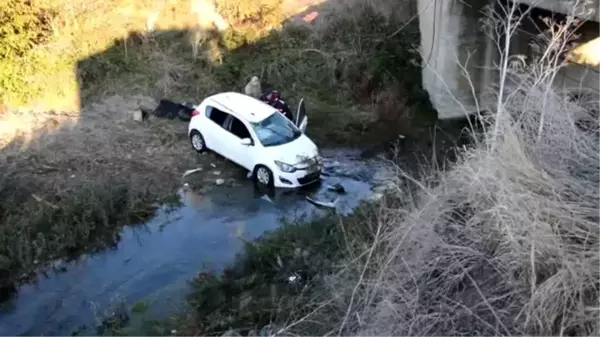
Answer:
[223, 115, 256, 170]
[295, 98, 308, 133]
[203, 105, 231, 155]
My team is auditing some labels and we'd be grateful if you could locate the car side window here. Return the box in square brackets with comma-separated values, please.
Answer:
[228, 116, 252, 140]
[205, 105, 229, 127]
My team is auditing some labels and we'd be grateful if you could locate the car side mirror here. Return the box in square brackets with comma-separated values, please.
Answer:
[241, 138, 252, 146]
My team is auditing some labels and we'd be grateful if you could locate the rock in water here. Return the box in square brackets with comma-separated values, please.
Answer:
[215, 178, 225, 185]
[327, 183, 345, 194]
[369, 192, 384, 201]
[183, 168, 203, 177]
[306, 196, 338, 208]
[132, 110, 143, 121]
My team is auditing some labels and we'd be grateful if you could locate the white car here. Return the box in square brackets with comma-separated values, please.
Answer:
[188, 92, 322, 188]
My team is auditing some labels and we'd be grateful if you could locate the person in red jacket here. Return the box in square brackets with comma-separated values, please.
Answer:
[260, 89, 294, 122]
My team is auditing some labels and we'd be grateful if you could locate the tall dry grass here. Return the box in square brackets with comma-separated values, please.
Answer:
[284, 1, 600, 336]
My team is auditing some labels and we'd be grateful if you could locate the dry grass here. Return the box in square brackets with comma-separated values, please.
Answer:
[349, 85, 599, 335]
[1, 95, 192, 184]
[0, 93, 249, 208]
[1, 0, 315, 111]
[275, 2, 600, 336]
[0, 95, 204, 291]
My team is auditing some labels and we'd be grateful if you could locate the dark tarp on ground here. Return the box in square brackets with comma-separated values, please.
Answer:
[152, 99, 195, 121]
[178, 102, 195, 121]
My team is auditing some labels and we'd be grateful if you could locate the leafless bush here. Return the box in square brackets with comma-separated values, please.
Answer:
[289, 0, 599, 335]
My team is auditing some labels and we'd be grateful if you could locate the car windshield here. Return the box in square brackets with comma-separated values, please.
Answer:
[250, 112, 302, 147]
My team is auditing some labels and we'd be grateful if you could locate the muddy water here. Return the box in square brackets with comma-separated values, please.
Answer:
[0, 149, 391, 336]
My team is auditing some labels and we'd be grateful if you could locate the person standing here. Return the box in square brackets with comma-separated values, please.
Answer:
[260, 89, 294, 122]
[244, 76, 262, 99]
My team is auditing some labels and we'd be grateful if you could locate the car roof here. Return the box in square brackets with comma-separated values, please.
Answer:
[206, 92, 277, 123]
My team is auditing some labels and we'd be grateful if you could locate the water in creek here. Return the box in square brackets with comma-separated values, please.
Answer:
[0, 148, 392, 336]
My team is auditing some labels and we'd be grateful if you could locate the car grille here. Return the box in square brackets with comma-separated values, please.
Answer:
[298, 171, 321, 185]
[298, 156, 321, 172]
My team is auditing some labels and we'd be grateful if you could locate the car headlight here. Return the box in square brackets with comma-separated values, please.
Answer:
[275, 160, 296, 173]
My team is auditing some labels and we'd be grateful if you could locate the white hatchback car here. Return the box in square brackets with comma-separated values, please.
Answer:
[188, 92, 322, 188]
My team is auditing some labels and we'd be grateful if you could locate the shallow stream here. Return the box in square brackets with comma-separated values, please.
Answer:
[0, 148, 391, 336]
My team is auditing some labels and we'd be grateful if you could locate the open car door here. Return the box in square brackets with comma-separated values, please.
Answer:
[295, 98, 308, 133]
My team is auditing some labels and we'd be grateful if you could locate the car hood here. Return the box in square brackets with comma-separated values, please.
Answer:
[263, 134, 319, 166]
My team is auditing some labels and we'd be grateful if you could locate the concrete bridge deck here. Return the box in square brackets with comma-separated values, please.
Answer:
[419, 0, 599, 119]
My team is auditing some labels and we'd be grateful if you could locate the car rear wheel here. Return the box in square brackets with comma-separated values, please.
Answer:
[254, 165, 273, 187]
[190, 130, 207, 153]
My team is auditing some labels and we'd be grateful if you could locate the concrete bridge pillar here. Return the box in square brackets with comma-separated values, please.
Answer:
[419, 0, 599, 120]
[418, 0, 494, 119]
[418, 0, 495, 119]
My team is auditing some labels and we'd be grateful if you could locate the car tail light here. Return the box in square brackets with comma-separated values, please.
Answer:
[191, 109, 200, 117]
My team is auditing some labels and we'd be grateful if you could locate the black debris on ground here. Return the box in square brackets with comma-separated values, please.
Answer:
[151, 99, 195, 121]
[327, 183, 345, 194]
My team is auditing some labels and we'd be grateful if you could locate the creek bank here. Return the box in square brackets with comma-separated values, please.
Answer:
[115, 118, 471, 336]
[90, 199, 393, 337]
[0, 148, 395, 336]
[137, 118, 475, 337]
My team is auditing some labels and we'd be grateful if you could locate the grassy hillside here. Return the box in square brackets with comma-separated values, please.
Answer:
[1, 0, 432, 142]
[1, 0, 278, 109]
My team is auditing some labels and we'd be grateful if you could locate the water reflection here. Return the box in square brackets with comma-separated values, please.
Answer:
[0, 149, 388, 336]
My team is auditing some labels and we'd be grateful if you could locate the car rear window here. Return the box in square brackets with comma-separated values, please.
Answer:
[205, 105, 229, 127]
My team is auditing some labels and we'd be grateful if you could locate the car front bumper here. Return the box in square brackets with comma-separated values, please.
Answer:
[274, 167, 322, 188]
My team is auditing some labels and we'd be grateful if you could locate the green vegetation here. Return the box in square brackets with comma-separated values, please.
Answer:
[212, 8, 435, 145]
[131, 300, 149, 314]
[73, 2, 434, 146]
[123, 202, 389, 336]
[0, 0, 56, 105]
[2, 0, 434, 143]
[58, 201, 390, 336]
[0, 0, 54, 58]
[0, 171, 179, 295]
[0, 96, 192, 295]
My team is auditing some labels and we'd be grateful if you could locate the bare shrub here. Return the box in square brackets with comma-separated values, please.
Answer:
[285, 1, 599, 336]
[372, 84, 419, 140]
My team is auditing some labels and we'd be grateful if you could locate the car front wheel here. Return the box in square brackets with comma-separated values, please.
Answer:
[190, 130, 207, 153]
[254, 165, 273, 187]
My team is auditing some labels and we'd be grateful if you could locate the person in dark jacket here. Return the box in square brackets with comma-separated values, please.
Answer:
[260, 88, 280, 104]
[260, 89, 294, 122]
